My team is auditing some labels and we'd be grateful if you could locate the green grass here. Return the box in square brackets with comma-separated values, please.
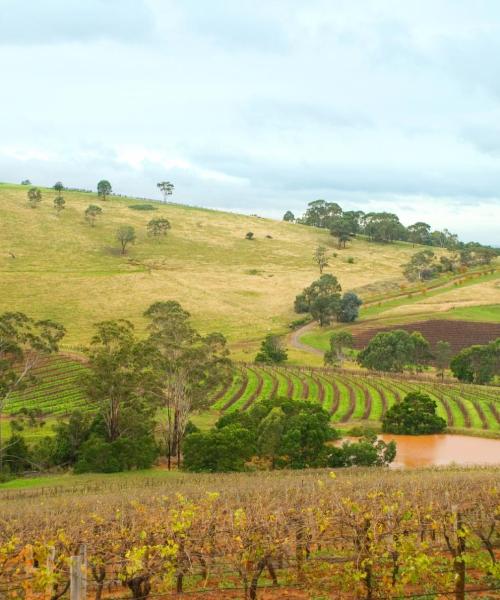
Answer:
[442, 303, 500, 322]
[0, 182, 453, 349]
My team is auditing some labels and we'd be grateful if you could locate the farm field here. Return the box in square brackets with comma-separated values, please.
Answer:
[5, 355, 499, 439]
[0, 182, 449, 349]
[1, 466, 498, 599]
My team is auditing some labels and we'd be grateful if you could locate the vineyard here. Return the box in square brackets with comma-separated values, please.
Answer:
[4, 356, 500, 436]
[213, 364, 500, 433]
[4, 355, 88, 417]
[0, 467, 498, 599]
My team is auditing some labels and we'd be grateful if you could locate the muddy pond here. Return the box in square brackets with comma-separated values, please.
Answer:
[377, 434, 500, 469]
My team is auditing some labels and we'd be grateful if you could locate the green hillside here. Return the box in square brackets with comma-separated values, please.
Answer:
[0, 182, 439, 351]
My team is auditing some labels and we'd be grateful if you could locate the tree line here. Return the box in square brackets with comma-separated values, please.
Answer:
[283, 199, 498, 258]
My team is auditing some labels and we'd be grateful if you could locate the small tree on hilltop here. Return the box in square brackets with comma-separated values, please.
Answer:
[27, 187, 42, 208]
[53, 181, 64, 197]
[116, 226, 136, 255]
[97, 180, 112, 201]
[157, 181, 174, 202]
[337, 292, 362, 322]
[324, 331, 354, 367]
[85, 204, 102, 227]
[255, 334, 288, 364]
[313, 245, 329, 274]
[283, 210, 295, 222]
[147, 217, 171, 237]
[382, 391, 447, 434]
[295, 274, 342, 326]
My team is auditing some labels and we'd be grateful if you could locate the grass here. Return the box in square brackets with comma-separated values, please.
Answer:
[0, 182, 446, 349]
[441, 303, 500, 322]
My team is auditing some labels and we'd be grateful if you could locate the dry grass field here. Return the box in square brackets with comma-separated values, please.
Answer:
[0, 183, 431, 348]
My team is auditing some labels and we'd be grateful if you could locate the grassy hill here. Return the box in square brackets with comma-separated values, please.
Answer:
[0, 182, 439, 352]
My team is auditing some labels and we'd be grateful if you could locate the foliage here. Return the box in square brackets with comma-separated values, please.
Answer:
[157, 181, 174, 202]
[27, 187, 42, 208]
[329, 215, 354, 248]
[84, 204, 102, 226]
[144, 301, 232, 468]
[450, 338, 499, 384]
[299, 199, 342, 228]
[357, 329, 432, 373]
[129, 204, 157, 211]
[329, 433, 396, 467]
[183, 425, 254, 472]
[313, 245, 329, 274]
[382, 391, 447, 434]
[97, 180, 112, 201]
[435, 340, 452, 380]
[295, 274, 342, 326]
[116, 225, 136, 255]
[337, 291, 362, 322]
[0, 312, 65, 472]
[282, 210, 295, 222]
[53, 196, 65, 213]
[402, 249, 438, 281]
[147, 218, 171, 237]
[324, 331, 354, 366]
[255, 334, 288, 364]
[245, 231, 254, 240]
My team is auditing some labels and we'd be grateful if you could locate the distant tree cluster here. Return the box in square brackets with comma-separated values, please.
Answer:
[284, 199, 498, 257]
[183, 397, 395, 472]
[295, 274, 362, 326]
[357, 329, 432, 373]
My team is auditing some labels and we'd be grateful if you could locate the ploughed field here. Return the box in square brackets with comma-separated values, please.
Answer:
[350, 319, 500, 354]
[6, 355, 500, 435]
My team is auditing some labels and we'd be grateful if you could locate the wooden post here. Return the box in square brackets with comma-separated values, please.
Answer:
[70, 545, 87, 600]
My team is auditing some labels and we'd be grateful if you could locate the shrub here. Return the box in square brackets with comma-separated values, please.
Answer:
[75, 434, 158, 473]
[245, 232, 254, 240]
[347, 257, 354, 264]
[129, 204, 157, 211]
[382, 392, 447, 435]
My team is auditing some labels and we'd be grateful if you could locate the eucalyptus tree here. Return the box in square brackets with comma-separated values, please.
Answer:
[0, 312, 65, 472]
[97, 180, 112, 201]
[157, 181, 174, 202]
[27, 187, 42, 208]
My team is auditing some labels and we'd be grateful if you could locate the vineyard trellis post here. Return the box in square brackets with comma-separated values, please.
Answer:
[70, 544, 87, 600]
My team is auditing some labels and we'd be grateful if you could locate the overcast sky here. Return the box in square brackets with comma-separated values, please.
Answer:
[1, 0, 500, 243]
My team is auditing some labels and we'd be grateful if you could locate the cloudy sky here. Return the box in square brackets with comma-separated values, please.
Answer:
[1, 0, 500, 243]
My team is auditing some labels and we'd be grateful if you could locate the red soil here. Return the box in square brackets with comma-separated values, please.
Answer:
[353, 320, 500, 354]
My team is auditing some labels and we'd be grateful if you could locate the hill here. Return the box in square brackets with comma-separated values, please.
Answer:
[0, 182, 446, 352]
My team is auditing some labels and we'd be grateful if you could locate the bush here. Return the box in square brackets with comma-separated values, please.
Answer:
[328, 433, 396, 467]
[347, 257, 354, 264]
[129, 204, 157, 211]
[183, 426, 255, 472]
[382, 392, 447, 435]
[75, 434, 158, 473]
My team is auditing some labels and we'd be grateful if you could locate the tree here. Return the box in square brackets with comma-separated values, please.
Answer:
[116, 226, 136, 255]
[53, 196, 66, 213]
[82, 320, 156, 443]
[255, 334, 288, 364]
[283, 210, 295, 222]
[362, 212, 405, 243]
[300, 200, 342, 228]
[245, 232, 254, 240]
[313, 246, 329, 274]
[157, 181, 174, 202]
[382, 391, 447, 434]
[53, 181, 64, 197]
[85, 204, 102, 226]
[257, 407, 286, 468]
[435, 340, 452, 381]
[329, 433, 396, 467]
[337, 292, 362, 322]
[21, 179, 31, 185]
[407, 222, 432, 246]
[295, 274, 342, 326]
[357, 329, 430, 373]
[324, 331, 354, 367]
[97, 180, 112, 201]
[402, 249, 437, 281]
[2, 434, 30, 474]
[144, 301, 232, 469]
[329, 216, 354, 248]
[147, 218, 171, 237]
[183, 425, 254, 472]
[0, 312, 65, 472]
[450, 339, 499, 385]
[27, 187, 42, 208]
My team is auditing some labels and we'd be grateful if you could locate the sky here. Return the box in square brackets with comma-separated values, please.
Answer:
[1, 0, 499, 244]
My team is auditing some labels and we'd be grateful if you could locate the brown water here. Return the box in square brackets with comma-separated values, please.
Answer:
[379, 434, 500, 469]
